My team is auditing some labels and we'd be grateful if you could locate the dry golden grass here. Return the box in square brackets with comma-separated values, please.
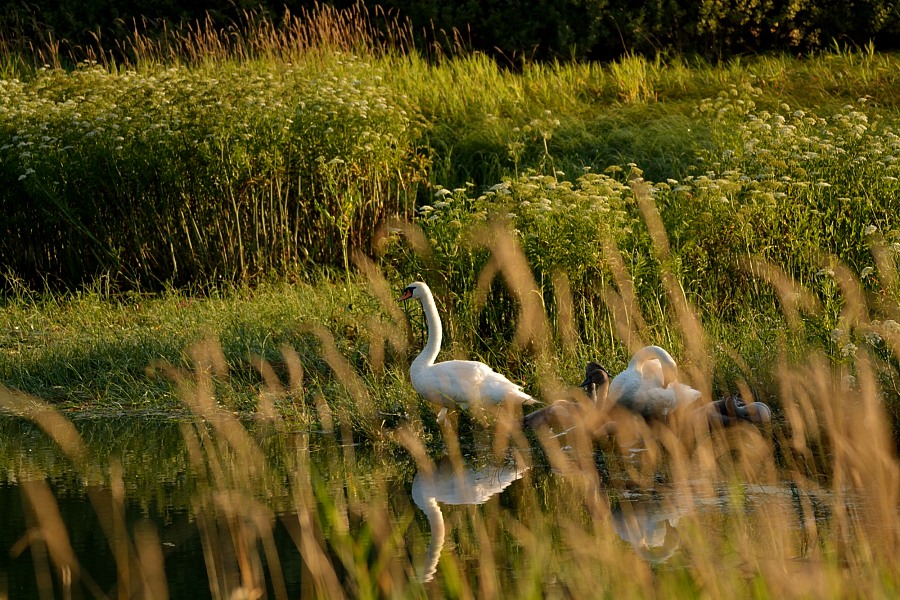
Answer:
[1, 192, 898, 598]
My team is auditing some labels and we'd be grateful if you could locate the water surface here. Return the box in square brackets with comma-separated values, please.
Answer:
[0, 415, 872, 598]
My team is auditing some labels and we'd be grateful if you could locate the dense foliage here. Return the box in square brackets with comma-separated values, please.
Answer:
[1, 6, 899, 438]
[0, 59, 424, 286]
[2, 0, 899, 64]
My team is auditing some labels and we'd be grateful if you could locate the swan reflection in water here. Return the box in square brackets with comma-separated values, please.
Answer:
[412, 454, 528, 582]
[612, 492, 685, 564]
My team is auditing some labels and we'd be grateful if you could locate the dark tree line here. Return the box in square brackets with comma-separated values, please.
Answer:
[3, 0, 899, 63]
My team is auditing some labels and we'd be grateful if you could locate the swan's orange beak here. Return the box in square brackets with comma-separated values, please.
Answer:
[399, 288, 414, 301]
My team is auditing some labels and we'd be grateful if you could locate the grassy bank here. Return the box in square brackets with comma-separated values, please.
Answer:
[1, 7, 899, 436]
[2, 289, 898, 598]
[1, 8, 899, 598]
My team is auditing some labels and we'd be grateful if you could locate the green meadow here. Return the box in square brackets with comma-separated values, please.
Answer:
[0, 5, 898, 598]
[2, 8, 899, 433]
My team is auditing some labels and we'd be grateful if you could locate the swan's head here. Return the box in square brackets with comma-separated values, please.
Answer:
[716, 396, 773, 424]
[400, 281, 431, 302]
[745, 401, 772, 424]
[579, 361, 611, 403]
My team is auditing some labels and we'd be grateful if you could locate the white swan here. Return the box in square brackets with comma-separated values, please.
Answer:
[608, 345, 701, 421]
[412, 455, 527, 582]
[612, 493, 683, 563]
[400, 281, 538, 422]
[704, 395, 773, 427]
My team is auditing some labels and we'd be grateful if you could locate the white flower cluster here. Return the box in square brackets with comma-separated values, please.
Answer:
[1, 54, 422, 197]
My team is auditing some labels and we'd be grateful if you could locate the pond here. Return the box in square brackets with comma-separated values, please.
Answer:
[0, 411, 894, 599]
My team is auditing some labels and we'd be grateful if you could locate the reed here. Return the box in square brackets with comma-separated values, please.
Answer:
[2, 216, 898, 597]
[0, 227, 900, 598]
[1, 7, 899, 595]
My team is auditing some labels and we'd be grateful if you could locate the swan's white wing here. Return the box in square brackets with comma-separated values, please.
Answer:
[412, 360, 530, 407]
[668, 382, 701, 407]
[479, 368, 531, 402]
[411, 360, 486, 405]
[636, 383, 701, 419]
[608, 369, 641, 405]
[610, 367, 666, 414]
[412, 461, 527, 507]
[640, 387, 678, 419]
[610, 350, 700, 419]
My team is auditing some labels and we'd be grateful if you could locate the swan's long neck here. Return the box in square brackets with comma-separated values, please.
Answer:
[412, 474, 446, 583]
[413, 287, 442, 369]
[418, 496, 445, 582]
[632, 346, 679, 385]
[591, 382, 610, 407]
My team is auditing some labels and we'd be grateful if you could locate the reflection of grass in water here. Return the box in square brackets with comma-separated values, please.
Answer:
[1, 215, 898, 597]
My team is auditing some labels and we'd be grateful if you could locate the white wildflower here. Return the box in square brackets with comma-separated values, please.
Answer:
[864, 330, 882, 345]
[434, 188, 452, 197]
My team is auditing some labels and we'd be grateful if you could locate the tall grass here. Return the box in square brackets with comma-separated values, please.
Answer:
[1, 212, 898, 597]
[2, 4, 899, 290]
[1, 4, 899, 596]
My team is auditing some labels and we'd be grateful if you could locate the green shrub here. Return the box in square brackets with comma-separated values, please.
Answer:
[0, 57, 425, 287]
[662, 84, 900, 312]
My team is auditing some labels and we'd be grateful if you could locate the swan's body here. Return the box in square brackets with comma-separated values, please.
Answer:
[608, 346, 701, 421]
[524, 361, 613, 435]
[412, 456, 527, 581]
[612, 493, 683, 563]
[705, 395, 772, 427]
[401, 281, 537, 422]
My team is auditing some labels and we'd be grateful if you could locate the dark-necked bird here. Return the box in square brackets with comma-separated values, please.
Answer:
[523, 361, 613, 435]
